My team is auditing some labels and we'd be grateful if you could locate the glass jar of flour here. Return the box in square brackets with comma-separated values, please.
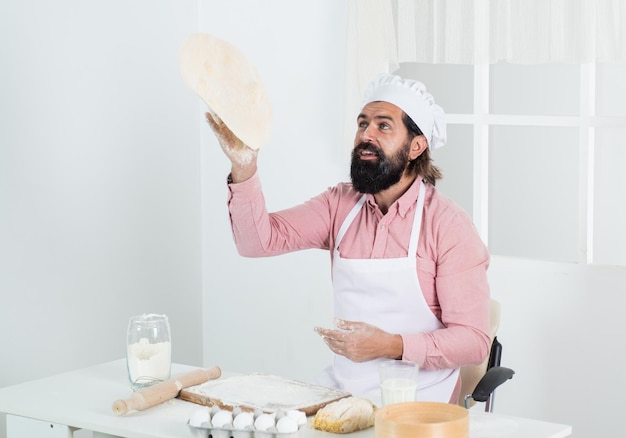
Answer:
[126, 314, 171, 390]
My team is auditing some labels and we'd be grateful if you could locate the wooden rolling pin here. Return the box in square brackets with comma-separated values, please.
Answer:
[112, 365, 221, 416]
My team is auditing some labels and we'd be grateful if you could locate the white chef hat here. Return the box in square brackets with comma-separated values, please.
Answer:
[361, 73, 447, 150]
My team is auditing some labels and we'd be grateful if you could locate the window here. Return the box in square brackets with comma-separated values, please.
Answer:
[395, 62, 626, 265]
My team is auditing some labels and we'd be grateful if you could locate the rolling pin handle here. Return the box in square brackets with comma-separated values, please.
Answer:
[112, 399, 129, 416]
[206, 366, 221, 380]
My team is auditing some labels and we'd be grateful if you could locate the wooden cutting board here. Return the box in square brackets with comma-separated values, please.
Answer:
[179, 373, 351, 416]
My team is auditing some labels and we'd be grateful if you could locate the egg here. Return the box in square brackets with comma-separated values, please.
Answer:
[233, 411, 254, 430]
[286, 409, 307, 426]
[211, 409, 233, 428]
[189, 407, 210, 427]
[254, 413, 276, 431]
[276, 416, 299, 433]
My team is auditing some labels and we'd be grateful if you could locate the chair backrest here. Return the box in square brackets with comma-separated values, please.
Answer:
[458, 298, 501, 408]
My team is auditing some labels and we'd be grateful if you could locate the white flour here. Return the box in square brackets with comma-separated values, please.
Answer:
[127, 337, 171, 386]
[188, 374, 349, 412]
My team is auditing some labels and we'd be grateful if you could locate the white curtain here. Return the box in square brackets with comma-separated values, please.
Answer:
[395, 0, 626, 65]
[343, 0, 626, 132]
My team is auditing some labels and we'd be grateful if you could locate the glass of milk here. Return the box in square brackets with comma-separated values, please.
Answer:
[126, 314, 171, 390]
[379, 360, 419, 406]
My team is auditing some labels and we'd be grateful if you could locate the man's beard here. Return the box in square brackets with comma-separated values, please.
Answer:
[350, 141, 410, 194]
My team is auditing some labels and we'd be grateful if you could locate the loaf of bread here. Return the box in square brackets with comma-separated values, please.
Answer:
[312, 396, 376, 433]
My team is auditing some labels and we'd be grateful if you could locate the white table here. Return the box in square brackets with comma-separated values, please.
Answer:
[0, 360, 572, 438]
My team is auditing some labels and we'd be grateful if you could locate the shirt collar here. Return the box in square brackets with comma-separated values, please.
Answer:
[396, 177, 422, 218]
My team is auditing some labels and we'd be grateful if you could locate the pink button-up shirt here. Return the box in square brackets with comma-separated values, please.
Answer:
[227, 172, 491, 372]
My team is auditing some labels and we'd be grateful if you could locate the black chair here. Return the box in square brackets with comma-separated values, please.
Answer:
[463, 336, 515, 411]
[459, 300, 515, 412]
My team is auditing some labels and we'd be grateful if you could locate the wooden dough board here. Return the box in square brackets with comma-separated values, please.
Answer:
[179, 374, 351, 416]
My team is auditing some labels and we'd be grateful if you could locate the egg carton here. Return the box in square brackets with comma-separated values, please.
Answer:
[188, 406, 306, 438]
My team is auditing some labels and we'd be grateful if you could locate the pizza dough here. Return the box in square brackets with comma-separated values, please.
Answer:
[180, 373, 351, 415]
[179, 33, 272, 150]
[311, 396, 376, 434]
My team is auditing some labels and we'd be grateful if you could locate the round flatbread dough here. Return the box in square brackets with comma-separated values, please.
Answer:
[179, 33, 272, 150]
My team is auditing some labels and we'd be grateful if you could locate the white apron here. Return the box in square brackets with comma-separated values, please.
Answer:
[316, 181, 459, 405]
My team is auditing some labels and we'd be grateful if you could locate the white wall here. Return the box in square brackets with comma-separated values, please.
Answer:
[198, 0, 349, 382]
[1, 1, 203, 434]
[487, 256, 626, 437]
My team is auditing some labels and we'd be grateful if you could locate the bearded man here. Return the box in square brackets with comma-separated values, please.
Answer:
[206, 73, 491, 406]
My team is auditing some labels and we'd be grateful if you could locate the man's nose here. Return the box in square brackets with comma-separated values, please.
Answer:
[359, 126, 374, 143]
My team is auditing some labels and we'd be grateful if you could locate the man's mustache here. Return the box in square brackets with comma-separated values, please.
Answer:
[354, 142, 382, 156]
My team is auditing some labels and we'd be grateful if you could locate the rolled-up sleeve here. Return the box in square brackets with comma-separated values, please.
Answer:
[401, 198, 491, 370]
[227, 172, 336, 256]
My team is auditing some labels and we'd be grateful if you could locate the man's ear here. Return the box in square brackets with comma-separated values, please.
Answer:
[409, 135, 429, 160]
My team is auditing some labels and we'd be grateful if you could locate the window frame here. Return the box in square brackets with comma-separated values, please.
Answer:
[445, 62, 626, 265]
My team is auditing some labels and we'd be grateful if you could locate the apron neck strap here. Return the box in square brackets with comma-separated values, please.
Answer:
[335, 195, 367, 250]
[408, 180, 426, 255]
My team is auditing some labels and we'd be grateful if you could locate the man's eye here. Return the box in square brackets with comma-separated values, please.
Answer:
[380, 123, 389, 130]
[358, 121, 368, 128]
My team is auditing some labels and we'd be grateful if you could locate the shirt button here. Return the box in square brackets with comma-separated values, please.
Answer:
[380, 224, 386, 230]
